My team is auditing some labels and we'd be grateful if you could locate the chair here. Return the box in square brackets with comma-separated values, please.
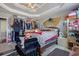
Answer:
[69, 46, 79, 56]
[15, 38, 41, 56]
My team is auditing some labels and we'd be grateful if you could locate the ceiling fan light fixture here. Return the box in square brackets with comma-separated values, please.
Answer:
[20, 3, 38, 12]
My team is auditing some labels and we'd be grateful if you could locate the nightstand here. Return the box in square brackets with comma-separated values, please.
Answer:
[58, 37, 68, 48]
[67, 36, 76, 49]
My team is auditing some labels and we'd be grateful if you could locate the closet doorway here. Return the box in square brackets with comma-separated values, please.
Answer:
[0, 18, 6, 43]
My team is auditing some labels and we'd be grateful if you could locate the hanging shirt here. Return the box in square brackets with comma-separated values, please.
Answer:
[25, 22, 32, 30]
[13, 19, 21, 32]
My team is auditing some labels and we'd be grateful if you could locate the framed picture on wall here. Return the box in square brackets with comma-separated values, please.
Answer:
[43, 17, 61, 28]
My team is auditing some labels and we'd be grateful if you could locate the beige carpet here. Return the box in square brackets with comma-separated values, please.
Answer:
[0, 42, 15, 53]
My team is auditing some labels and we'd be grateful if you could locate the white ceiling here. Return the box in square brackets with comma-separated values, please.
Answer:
[13, 3, 63, 14]
[0, 3, 79, 20]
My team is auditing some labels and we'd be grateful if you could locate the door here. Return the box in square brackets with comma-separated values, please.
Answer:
[0, 20, 1, 43]
[0, 19, 6, 43]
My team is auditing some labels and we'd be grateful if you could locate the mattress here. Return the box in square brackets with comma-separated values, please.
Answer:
[38, 31, 58, 47]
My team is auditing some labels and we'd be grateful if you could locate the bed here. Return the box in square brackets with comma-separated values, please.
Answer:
[37, 27, 60, 47]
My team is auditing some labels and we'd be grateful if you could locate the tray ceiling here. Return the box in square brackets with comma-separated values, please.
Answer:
[3, 3, 63, 14]
[0, 3, 79, 18]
